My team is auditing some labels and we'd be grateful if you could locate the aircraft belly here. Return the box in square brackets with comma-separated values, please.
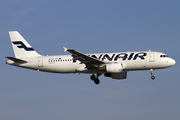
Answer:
[51, 63, 79, 73]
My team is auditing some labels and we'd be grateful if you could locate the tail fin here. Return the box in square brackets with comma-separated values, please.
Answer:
[9, 31, 41, 58]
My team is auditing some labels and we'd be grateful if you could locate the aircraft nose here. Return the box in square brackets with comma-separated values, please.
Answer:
[170, 58, 176, 66]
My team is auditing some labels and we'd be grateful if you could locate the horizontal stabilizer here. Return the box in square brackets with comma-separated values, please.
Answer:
[6, 56, 27, 63]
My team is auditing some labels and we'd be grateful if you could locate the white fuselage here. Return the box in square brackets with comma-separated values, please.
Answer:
[6, 31, 176, 84]
[6, 51, 176, 74]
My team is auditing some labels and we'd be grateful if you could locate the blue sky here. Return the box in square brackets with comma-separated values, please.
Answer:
[0, 0, 180, 120]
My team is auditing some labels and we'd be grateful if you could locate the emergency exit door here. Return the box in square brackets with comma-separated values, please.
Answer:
[149, 52, 155, 62]
[38, 57, 43, 67]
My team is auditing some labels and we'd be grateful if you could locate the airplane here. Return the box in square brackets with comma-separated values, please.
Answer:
[6, 31, 176, 84]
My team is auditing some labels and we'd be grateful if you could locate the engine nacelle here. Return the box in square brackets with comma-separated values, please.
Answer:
[104, 71, 127, 80]
[106, 63, 123, 73]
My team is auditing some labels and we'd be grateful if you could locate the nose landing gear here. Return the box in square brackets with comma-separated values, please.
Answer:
[90, 74, 101, 84]
[150, 69, 155, 80]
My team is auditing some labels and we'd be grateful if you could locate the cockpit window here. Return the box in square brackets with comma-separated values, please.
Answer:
[160, 55, 168, 58]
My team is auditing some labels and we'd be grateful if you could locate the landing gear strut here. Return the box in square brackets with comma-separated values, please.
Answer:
[90, 74, 101, 85]
[150, 69, 155, 80]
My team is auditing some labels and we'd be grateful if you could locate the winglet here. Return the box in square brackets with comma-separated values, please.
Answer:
[63, 47, 68, 52]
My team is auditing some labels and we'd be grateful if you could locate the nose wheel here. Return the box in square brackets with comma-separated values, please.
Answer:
[150, 69, 155, 80]
[90, 74, 101, 84]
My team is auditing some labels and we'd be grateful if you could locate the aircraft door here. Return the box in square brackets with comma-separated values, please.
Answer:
[149, 52, 155, 62]
[38, 57, 43, 67]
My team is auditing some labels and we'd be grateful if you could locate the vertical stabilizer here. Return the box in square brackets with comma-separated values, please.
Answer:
[9, 31, 41, 58]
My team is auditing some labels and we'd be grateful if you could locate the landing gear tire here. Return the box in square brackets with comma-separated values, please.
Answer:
[94, 79, 100, 85]
[150, 69, 155, 80]
[151, 75, 155, 80]
[90, 74, 96, 81]
[90, 74, 101, 84]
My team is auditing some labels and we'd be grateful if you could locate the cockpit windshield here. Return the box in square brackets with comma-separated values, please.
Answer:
[160, 55, 168, 58]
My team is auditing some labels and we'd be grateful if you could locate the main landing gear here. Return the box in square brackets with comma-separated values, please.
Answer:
[90, 74, 101, 85]
[150, 69, 155, 80]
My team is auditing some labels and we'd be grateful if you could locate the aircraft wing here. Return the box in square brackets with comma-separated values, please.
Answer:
[63, 47, 104, 66]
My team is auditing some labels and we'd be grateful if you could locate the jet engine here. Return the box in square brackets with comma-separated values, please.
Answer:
[106, 63, 123, 73]
[104, 71, 127, 80]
